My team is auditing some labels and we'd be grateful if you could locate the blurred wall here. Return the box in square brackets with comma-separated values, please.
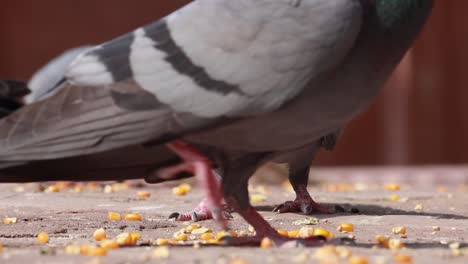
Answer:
[0, 1, 466, 165]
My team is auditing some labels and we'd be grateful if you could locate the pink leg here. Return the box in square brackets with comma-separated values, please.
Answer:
[159, 141, 227, 229]
[223, 199, 324, 247]
[273, 184, 334, 214]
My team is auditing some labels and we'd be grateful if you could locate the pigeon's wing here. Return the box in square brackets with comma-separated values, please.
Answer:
[0, 0, 363, 164]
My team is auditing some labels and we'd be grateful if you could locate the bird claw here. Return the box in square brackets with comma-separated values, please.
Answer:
[273, 198, 335, 214]
[168, 200, 233, 222]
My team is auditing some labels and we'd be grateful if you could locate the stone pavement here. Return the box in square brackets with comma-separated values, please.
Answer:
[0, 166, 466, 264]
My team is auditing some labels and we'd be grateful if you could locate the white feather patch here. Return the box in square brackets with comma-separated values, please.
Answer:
[66, 52, 114, 86]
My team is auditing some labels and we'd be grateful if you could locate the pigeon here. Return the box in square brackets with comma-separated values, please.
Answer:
[0, 0, 433, 246]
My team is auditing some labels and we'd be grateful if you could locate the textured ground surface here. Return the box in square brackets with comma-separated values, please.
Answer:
[0, 166, 467, 264]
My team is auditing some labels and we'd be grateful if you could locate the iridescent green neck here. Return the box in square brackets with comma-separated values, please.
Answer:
[371, 0, 433, 32]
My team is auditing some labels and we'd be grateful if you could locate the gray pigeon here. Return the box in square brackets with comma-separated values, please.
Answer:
[0, 0, 433, 246]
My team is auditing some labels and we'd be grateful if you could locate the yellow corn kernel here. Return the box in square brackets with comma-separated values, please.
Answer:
[200, 233, 215, 241]
[136, 191, 151, 199]
[432, 226, 440, 231]
[179, 183, 192, 192]
[155, 238, 170, 246]
[81, 246, 107, 256]
[172, 187, 187, 196]
[125, 213, 142, 221]
[99, 239, 119, 250]
[93, 228, 107, 241]
[313, 228, 333, 239]
[107, 212, 121, 221]
[153, 246, 170, 259]
[288, 229, 299, 238]
[349, 256, 368, 264]
[79, 245, 90, 255]
[298, 226, 315, 239]
[337, 223, 354, 233]
[64, 244, 81, 255]
[392, 226, 406, 236]
[103, 185, 114, 193]
[385, 183, 401, 191]
[375, 235, 390, 248]
[116, 232, 138, 246]
[37, 232, 49, 244]
[414, 204, 424, 211]
[389, 195, 400, 202]
[131, 233, 141, 242]
[207, 239, 221, 245]
[3, 217, 17, 225]
[173, 233, 188, 241]
[277, 229, 289, 237]
[191, 227, 212, 235]
[394, 253, 413, 263]
[186, 224, 201, 233]
[389, 238, 404, 250]
[45, 185, 60, 193]
[74, 186, 84, 193]
[115, 233, 132, 245]
[260, 237, 275, 249]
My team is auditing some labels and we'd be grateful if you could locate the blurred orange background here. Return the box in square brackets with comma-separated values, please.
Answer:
[0, 1, 466, 165]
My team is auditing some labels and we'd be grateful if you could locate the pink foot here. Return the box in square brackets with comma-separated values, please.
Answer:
[223, 205, 325, 247]
[158, 141, 227, 229]
[273, 184, 334, 214]
[169, 198, 232, 222]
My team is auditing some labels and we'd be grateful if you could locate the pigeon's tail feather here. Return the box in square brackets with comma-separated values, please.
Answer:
[0, 143, 192, 183]
[0, 80, 30, 118]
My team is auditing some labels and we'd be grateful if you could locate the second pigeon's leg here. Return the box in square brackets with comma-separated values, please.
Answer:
[157, 140, 227, 229]
[273, 133, 340, 214]
[273, 166, 333, 214]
